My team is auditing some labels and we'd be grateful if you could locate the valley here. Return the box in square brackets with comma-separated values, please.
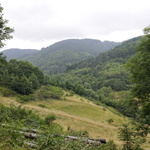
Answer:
[0, 2, 149, 149]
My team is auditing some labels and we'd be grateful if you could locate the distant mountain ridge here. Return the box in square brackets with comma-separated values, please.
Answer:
[2, 48, 38, 61]
[41, 39, 119, 55]
[14, 39, 119, 75]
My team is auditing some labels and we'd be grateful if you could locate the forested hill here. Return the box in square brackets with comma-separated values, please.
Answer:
[66, 36, 140, 70]
[51, 36, 141, 111]
[2, 48, 38, 61]
[16, 39, 119, 75]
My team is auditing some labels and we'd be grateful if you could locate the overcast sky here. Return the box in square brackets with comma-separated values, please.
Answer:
[0, 0, 149, 51]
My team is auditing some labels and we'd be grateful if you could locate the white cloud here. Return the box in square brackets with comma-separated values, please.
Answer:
[0, 0, 149, 50]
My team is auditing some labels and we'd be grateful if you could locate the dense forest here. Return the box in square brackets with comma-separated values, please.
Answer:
[0, 56, 44, 95]
[48, 36, 141, 117]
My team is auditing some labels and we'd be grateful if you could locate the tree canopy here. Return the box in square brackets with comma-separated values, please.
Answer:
[0, 4, 14, 48]
[0, 59, 44, 94]
[126, 26, 150, 125]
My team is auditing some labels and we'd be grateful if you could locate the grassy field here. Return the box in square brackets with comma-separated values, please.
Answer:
[0, 93, 149, 149]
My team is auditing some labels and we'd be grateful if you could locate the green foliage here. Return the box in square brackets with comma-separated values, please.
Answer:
[11, 75, 33, 95]
[38, 103, 48, 108]
[67, 127, 89, 137]
[74, 84, 85, 95]
[100, 140, 118, 150]
[29, 73, 40, 89]
[45, 114, 56, 126]
[99, 91, 138, 118]
[107, 118, 114, 124]
[97, 86, 112, 98]
[0, 104, 42, 126]
[0, 53, 7, 82]
[0, 4, 14, 48]
[8, 60, 44, 84]
[0, 53, 7, 68]
[119, 124, 145, 150]
[0, 87, 16, 97]
[126, 26, 150, 126]
[17, 94, 36, 103]
[126, 38, 150, 101]
[0, 104, 61, 149]
[0, 59, 44, 95]
[38, 85, 64, 99]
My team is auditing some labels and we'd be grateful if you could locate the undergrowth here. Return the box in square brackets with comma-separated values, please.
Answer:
[0, 104, 118, 150]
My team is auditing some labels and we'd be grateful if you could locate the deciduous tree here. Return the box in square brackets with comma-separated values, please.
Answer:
[126, 26, 150, 126]
[0, 4, 14, 48]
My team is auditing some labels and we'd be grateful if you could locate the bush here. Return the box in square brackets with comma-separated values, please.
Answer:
[0, 104, 61, 149]
[119, 124, 145, 150]
[100, 140, 118, 150]
[68, 91, 75, 96]
[0, 87, 16, 97]
[17, 94, 35, 103]
[38, 104, 48, 108]
[38, 86, 64, 99]
[67, 128, 89, 137]
[45, 114, 56, 126]
[107, 118, 114, 124]
[0, 104, 42, 127]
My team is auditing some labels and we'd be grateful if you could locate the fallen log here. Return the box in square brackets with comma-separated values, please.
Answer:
[89, 138, 106, 144]
[23, 132, 37, 139]
[64, 136, 104, 145]
[2, 124, 40, 133]
[1, 123, 106, 146]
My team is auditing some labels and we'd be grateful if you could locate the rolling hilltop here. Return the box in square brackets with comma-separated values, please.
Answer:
[2, 39, 119, 75]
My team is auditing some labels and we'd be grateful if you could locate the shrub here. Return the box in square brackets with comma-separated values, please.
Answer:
[67, 128, 89, 137]
[119, 124, 145, 150]
[17, 94, 35, 103]
[0, 104, 42, 127]
[107, 118, 114, 124]
[38, 104, 48, 108]
[45, 114, 56, 126]
[100, 140, 118, 150]
[38, 86, 64, 99]
[0, 87, 16, 97]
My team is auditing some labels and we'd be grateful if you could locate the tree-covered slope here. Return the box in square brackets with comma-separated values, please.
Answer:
[18, 39, 119, 75]
[0, 54, 44, 95]
[66, 36, 140, 70]
[50, 37, 141, 115]
[2, 48, 38, 60]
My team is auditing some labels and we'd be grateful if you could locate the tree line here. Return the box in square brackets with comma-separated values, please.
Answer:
[0, 57, 44, 95]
